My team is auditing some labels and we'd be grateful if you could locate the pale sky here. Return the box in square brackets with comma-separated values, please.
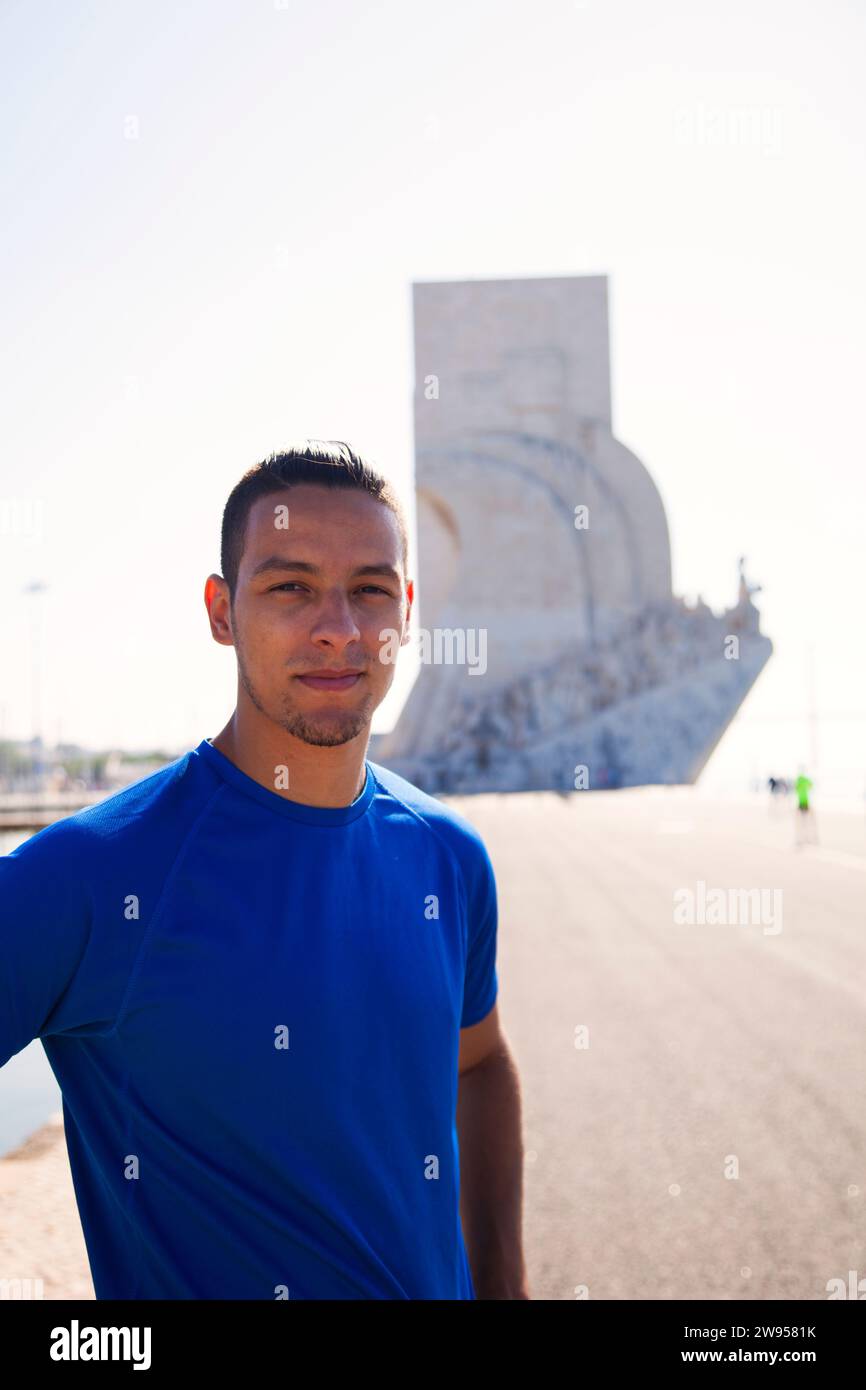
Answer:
[1, 0, 864, 798]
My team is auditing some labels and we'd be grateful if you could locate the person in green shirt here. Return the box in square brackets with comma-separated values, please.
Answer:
[794, 768, 817, 845]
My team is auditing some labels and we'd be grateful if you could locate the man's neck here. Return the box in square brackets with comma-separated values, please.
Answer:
[208, 722, 369, 809]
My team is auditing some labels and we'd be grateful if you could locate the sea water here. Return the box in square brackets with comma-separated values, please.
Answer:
[0, 828, 63, 1154]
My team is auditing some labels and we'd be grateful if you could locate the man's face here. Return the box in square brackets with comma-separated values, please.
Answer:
[211, 484, 412, 748]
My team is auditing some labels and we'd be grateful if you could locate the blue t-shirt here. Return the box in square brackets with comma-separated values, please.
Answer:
[0, 738, 498, 1299]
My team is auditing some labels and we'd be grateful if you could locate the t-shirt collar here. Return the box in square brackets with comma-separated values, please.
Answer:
[195, 737, 376, 826]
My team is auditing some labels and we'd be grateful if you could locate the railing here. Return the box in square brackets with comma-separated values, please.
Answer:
[0, 789, 107, 831]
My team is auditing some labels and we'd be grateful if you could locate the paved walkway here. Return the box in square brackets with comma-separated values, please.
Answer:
[467, 787, 866, 1299]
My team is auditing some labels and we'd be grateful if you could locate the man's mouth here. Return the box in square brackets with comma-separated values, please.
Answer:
[296, 670, 364, 692]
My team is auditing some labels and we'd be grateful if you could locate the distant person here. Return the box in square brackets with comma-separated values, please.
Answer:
[0, 441, 529, 1301]
[794, 767, 817, 846]
[767, 774, 787, 816]
[767, 774, 778, 816]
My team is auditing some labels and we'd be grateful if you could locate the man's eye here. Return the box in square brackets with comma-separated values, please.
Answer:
[268, 583, 391, 595]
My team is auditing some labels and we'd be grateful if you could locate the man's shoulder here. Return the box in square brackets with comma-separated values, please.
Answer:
[366, 759, 493, 868]
[5, 747, 216, 868]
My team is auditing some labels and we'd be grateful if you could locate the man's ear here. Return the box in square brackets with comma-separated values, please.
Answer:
[204, 574, 235, 647]
[401, 579, 414, 645]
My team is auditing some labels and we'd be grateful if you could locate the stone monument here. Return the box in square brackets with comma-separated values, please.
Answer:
[368, 275, 772, 793]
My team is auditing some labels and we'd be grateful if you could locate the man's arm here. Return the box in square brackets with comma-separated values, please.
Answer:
[456, 1004, 530, 1299]
[0, 825, 94, 1067]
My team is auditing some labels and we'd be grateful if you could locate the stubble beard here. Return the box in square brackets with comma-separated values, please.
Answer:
[236, 642, 374, 748]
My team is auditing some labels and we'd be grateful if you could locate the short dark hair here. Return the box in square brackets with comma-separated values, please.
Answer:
[220, 440, 409, 601]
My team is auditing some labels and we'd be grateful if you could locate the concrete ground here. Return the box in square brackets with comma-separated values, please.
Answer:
[464, 785, 866, 1300]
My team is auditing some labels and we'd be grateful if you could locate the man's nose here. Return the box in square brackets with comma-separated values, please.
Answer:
[309, 590, 362, 642]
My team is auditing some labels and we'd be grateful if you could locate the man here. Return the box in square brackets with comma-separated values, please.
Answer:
[0, 440, 529, 1300]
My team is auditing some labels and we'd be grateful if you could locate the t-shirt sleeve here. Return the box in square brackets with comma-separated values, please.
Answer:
[460, 836, 499, 1029]
[0, 825, 94, 1068]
